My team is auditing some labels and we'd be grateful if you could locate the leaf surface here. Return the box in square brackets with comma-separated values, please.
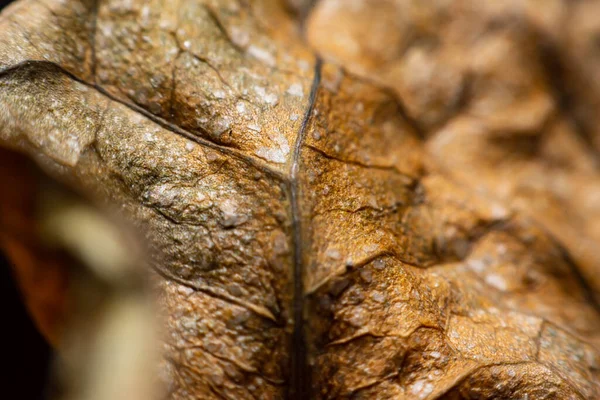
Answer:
[1, 0, 600, 398]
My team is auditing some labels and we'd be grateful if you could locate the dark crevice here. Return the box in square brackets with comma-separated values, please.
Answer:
[340, 68, 427, 140]
[534, 320, 546, 360]
[287, 0, 320, 31]
[555, 239, 600, 315]
[430, 217, 513, 268]
[170, 28, 234, 92]
[306, 143, 410, 175]
[0, 251, 53, 400]
[203, 4, 244, 55]
[167, 50, 182, 120]
[151, 264, 279, 323]
[0, 0, 15, 11]
[187, 52, 233, 90]
[173, 344, 285, 385]
[288, 58, 321, 400]
[31, 0, 60, 19]
[166, 10, 182, 121]
[420, 72, 474, 139]
[313, 202, 405, 218]
[536, 34, 600, 168]
[429, 361, 540, 400]
[89, 0, 99, 84]
[542, 363, 588, 400]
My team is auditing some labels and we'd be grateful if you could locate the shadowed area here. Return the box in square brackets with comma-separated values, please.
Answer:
[0, 251, 52, 399]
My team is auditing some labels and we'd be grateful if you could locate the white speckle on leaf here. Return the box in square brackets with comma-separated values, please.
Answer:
[220, 199, 245, 227]
[236, 101, 246, 114]
[485, 273, 507, 291]
[181, 316, 198, 330]
[359, 269, 372, 283]
[496, 243, 507, 255]
[254, 132, 290, 164]
[183, 40, 191, 49]
[141, 5, 151, 18]
[370, 291, 385, 303]
[253, 86, 279, 106]
[214, 116, 232, 135]
[230, 27, 250, 48]
[290, 114, 299, 121]
[273, 231, 289, 255]
[213, 90, 226, 99]
[326, 248, 341, 260]
[247, 45, 275, 66]
[264, 93, 279, 106]
[347, 307, 368, 327]
[468, 259, 486, 273]
[252, 86, 267, 98]
[144, 183, 177, 207]
[159, 19, 173, 30]
[196, 192, 206, 202]
[101, 24, 113, 37]
[287, 83, 303, 97]
[205, 151, 219, 162]
[411, 380, 434, 399]
[373, 259, 385, 270]
[177, 286, 194, 296]
[297, 60, 310, 71]
[247, 123, 261, 132]
[491, 203, 508, 219]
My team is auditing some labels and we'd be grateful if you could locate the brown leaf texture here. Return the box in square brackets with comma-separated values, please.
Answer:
[1, 0, 600, 399]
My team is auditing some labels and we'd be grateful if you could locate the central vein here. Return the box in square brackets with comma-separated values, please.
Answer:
[288, 59, 322, 400]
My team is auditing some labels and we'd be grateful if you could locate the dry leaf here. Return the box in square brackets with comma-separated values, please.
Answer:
[1, 0, 599, 399]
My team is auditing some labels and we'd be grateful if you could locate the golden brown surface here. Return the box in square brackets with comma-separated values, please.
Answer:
[0, 0, 600, 398]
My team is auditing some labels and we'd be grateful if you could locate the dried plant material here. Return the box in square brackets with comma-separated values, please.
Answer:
[0, 0, 599, 399]
[307, 0, 600, 304]
[0, 149, 155, 400]
[0, 149, 69, 345]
